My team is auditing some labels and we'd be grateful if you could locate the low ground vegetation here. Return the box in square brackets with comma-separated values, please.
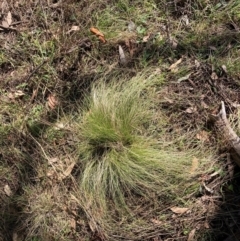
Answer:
[1, 0, 240, 240]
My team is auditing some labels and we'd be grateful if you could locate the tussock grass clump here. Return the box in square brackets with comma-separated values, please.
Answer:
[76, 76, 192, 216]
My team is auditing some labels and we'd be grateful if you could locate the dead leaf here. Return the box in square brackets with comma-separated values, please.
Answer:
[47, 94, 58, 109]
[187, 229, 196, 241]
[181, 15, 189, 25]
[128, 21, 136, 32]
[196, 130, 209, 142]
[222, 65, 227, 73]
[54, 122, 66, 130]
[1, 0, 9, 13]
[119, 45, 127, 65]
[8, 90, 25, 99]
[143, 34, 150, 42]
[169, 36, 178, 49]
[189, 157, 199, 174]
[195, 59, 200, 68]
[201, 100, 209, 109]
[67, 25, 80, 34]
[48, 157, 58, 165]
[70, 218, 76, 230]
[177, 73, 191, 83]
[204, 222, 210, 229]
[211, 72, 218, 80]
[98, 35, 106, 43]
[47, 169, 57, 178]
[170, 206, 189, 214]
[1, 11, 12, 28]
[185, 106, 197, 113]
[2, 20, 9, 28]
[70, 25, 79, 31]
[169, 58, 182, 72]
[6, 11, 12, 26]
[150, 218, 162, 225]
[90, 27, 106, 43]
[90, 27, 104, 37]
[4, 184, 12, 196]
[62, 161, 75, 178]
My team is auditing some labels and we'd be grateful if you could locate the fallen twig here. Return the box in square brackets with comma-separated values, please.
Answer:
[213, 101, 240, 167]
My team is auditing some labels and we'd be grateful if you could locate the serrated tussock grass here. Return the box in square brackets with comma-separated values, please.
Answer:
[76, 75, 192, 217]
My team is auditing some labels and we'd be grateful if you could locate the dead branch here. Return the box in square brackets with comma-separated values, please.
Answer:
[213, 101, 240, 167]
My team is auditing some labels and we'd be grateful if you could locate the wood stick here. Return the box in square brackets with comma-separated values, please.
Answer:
[214, 101, 240, 167]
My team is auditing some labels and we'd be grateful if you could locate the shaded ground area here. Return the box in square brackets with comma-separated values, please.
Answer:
[1, 0, 240, 240]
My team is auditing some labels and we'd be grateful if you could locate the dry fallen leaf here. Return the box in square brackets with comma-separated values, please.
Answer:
[62, 161, 75, 178]
[8, 90, 25, 99]
[47, 94, 59, 109]
[6, 11, 12, 26]
[170, 206, 189, 214]
[128, 21, 136, 32]
[195, 59, 200, 68]
[222, 65, 227, 73]
[47, 169, 57, 178]
[201, 100, 209, 109]
[177, 73, 191, 83]
[189, 157, 199, 174]
[54, 122, 66, 130]
[181, 15, 189, 25]
[90, 27, 106, 43]
[119, 45, 127, 65]
[70, 218, 76, 230]
[143, 34, 150, 42]
[196, 130, 209, 142]
[169, 58, 182, 72]
[67, 25, 80, 34]
[90, 27, 104, 37]
[169, 36, 178, 49]
[2, 20, 9, 28]
[2, 11, 12, 28]
[211, 72, 218, 80]
[204, 222, 210, 229]
[150, 218, 162, 226]
[187, 229, 196, 241]
[47, 156, 75, 181]
[48, 157, 58, 165]
[4, 184, 12, 196]
[185, 106, 197, 114]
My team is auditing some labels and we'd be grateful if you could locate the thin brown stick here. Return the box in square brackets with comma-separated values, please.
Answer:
[214, 101, 240, 167]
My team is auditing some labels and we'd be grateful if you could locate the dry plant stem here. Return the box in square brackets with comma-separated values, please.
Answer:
[215, 101, 240, 167]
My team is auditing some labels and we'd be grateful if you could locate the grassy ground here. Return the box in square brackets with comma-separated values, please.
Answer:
[1, 0, 240, 240]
